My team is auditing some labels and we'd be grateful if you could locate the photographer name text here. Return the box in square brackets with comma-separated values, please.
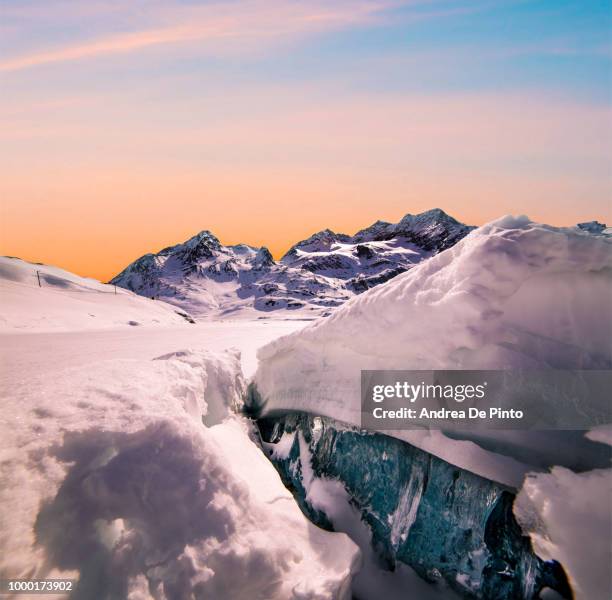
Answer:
[370, 381, 524, 421]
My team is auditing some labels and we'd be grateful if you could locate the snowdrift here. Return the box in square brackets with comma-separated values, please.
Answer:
[0, 349, 358, 598]
[254, 216, 612, 598]
[0, 256, 192, 332]
[255, 216, 612, 484]
[515, 443, 612, 600]
[254, 216, 612, 599]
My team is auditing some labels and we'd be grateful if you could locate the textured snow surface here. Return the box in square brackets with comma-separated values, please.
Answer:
[515, 454, 612, 600]
[255, 216, 612, 486]
[0, 349, 358, 599]
[0, 256, 191, 332]
[0, 321, 306, 385]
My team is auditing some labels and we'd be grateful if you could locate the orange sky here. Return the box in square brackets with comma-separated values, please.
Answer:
[2, 89, 610, 282]
[2, 159, 610, 282]
[1, 1, 610, 282]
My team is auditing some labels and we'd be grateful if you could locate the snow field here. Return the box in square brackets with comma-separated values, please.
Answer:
[0, 349, 359, 599]
[0, 256, 192, 332]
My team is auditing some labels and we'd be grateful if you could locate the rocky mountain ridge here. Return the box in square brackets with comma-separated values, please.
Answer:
[110, 209, 474, 318]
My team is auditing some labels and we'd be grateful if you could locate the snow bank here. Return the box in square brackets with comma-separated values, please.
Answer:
[514, 424, 612, 600]
[515, 464, 612, 599]
[254, 217, 612, 486]
[0, 349, 358, 598]
[0, 256, 192, 332]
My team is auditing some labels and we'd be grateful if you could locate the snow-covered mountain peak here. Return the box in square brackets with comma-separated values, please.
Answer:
[351, 219, 393, 241]
[112, 210, 474, 318]
[253, 246, 275, 269]
[350, 208, 474, 248]
[392, 208, 473, 249]
[281, 228, 351, 262]
[397, 207, 459, 231]
[176, 230, 223, 261]
[188, 229, 222, 244]
[229, 243, 258, 256]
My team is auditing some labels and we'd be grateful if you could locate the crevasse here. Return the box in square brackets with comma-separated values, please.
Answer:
[256, 411, 572, 600]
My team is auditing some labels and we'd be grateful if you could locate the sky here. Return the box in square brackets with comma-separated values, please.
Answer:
[0, 0, 610, 281]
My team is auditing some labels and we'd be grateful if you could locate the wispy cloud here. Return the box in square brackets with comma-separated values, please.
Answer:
[0, 0, 400, 73]
[1, 27, 193, 72]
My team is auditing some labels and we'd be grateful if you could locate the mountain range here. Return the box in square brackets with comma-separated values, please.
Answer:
[109, 209, 475, 318]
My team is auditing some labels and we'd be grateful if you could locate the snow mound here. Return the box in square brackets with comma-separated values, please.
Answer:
[515, 462, 612, 599]
[254, 216, 612, 485]
[513, 424, 612, 600]
[0, 256, 193, 332]
[0, 349, 358, 598]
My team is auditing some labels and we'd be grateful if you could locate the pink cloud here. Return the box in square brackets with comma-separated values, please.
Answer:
[0, 0, 400, 73]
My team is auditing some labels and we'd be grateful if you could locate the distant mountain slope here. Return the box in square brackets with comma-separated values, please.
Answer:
[111, 209, 475, 318]
[0, 256, 194, 332]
